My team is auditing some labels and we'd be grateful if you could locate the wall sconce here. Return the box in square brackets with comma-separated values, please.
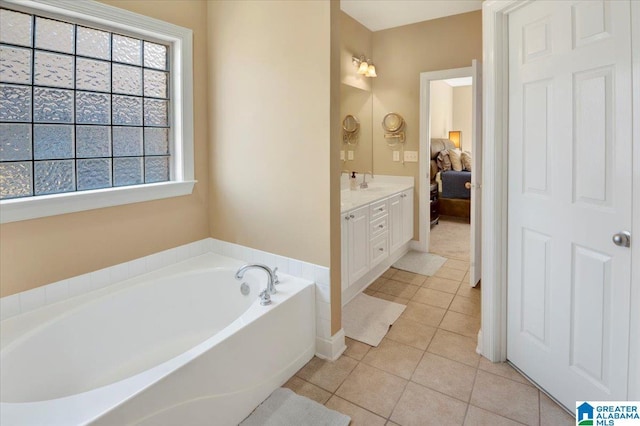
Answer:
[352, 55, 377, 78]
[448, 130, 461, 148]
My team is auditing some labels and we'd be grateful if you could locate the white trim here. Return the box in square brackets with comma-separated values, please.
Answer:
[0, 0, 195, 223]
[481, 0, 526, 362]
[629, 0, 640, 401]
[315, 329, 346, 361]
[418, 66, 473, 253]
[0, 180, 196, 223]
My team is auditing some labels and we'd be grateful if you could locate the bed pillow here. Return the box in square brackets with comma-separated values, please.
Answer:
[436, 150, 451, 171]
[449, 148, 463, 171]
[461, 151, 472, 171]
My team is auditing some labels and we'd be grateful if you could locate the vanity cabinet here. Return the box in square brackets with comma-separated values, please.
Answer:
[341, 187, 414, 295]
[342, 205, 370, 289]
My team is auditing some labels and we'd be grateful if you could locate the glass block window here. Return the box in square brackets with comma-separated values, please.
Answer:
[0, 7, 170, 200]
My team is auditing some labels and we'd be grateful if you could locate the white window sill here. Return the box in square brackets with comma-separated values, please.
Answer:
[0, 180, 196, 224]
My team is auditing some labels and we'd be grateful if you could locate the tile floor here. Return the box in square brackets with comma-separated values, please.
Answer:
[284, 261, 575, 426]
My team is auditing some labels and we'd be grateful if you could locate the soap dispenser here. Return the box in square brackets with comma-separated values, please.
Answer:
[349, 171, 357, 190]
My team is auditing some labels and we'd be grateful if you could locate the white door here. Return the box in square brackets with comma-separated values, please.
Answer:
[348, 205, 370, 285]
[507, 0, 633, 409]
[401, 189, 413, 243]
[470, 59, 482, 287]
[389, 194, 403, 253]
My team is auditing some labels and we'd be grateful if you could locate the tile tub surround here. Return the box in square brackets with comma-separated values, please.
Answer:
[341, 175, 414, 213]
[0, 238, 342, 360]
[286, 264, 576, 426]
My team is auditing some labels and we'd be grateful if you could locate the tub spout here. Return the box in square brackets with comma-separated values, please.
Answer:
[235, 264, 277, 304]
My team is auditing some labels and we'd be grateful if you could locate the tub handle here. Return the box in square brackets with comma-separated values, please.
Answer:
[259, 289, 272, 306]
[273, 267, 280, 285]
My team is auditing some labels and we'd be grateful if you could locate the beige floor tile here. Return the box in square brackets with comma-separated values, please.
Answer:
[386, 422, 401, 426]
[344, 337, 371, 361]
[540, 392, 574, 426]
[392, 270, 428, 286]
[464, 405, 525, 426]
[470, 370, 539, 426]
[439, 310, 481, 338]
[325, 395, 387, 426]
[411, 352, 477, 402]
[386, 317, 437, 350]
[434, 267, 466, 281]
[364, 288, 377, 296]
[390, 381, 467, 426]
[362, 338, 423, 379]
[463, 271, 470, 282]
[411, 287, 454, 309]
[457, 283, 481, 301]
[382, 268, 397, 278]
[400, 301, 447, 327]
[368, 276, 387, 292]
[449, 295, 481, 317]
[374, 292, 410, 305]
[378, 280, 420, 299]
[336, 363, 407, 418]
[282, 376, 331, 404]
[295, 355, 358, 393]
[425, 276, 461, 294]
[427, 329, 481, 367]
[478, 357, 533, 386]
[444, 259, 470, 271]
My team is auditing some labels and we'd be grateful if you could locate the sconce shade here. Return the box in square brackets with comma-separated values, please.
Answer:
[366, 63, 377, 77]
[448, 130, 461, 148]
[357, 60, 369, 75]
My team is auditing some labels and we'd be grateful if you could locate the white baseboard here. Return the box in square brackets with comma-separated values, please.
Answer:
[476, 328, 483, 356]
[315, 328, 346, 361]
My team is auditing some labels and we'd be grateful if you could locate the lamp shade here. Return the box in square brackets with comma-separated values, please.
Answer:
[365, 63, 377, 77]
[357, 60, 369, 75]
[448, 130, 461, 148]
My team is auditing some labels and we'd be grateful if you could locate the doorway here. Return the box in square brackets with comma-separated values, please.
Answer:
[418, 62, 482, 288]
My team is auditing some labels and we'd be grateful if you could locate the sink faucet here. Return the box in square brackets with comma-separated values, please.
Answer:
[360, 171, 374, 189]
[235, 264, 277, 306]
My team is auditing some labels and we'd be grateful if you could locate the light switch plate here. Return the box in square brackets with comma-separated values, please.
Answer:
[393, 151, 400, 161]
[348, 150, 354, 160]
[404, 151, 418, 162]
[340, 150, 345, 160]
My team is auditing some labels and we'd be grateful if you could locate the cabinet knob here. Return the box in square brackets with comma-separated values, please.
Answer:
[345, 215, 350, 220]
[377, 207, 384, 211]
[378, 224, 384, 228]
[349, 214, 355, 219]
[378, 248, 384, 252]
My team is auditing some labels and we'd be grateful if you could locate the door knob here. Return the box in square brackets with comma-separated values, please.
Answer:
[612, 231, 631, 248]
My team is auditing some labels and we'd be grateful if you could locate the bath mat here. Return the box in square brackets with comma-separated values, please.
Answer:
[240, 388, 350, 426]
[392, 250, 447, 276]
[343, 293, 406, 347]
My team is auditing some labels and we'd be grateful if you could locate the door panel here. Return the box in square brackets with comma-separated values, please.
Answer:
[507, 0, 632, 409]
[470, 60, 482, 286]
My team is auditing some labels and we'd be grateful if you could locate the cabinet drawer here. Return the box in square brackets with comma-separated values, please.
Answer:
[370, 215, 388, 238]
[370, 232, 389, 267]
[370, 199, 389, 219]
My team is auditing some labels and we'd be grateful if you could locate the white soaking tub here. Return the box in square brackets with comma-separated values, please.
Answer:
[0, 253, 316, 425]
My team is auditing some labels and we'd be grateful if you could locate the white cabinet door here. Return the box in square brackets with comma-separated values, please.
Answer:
[347, 205, 370, 285]
[389, 194, 403, 253]
[341, 213, 349, 292]
[507, 0, 632, 409]
[401, 189, 413, 243]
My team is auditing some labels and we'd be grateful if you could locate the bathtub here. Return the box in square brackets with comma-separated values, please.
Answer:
[0, 252, 316, 425]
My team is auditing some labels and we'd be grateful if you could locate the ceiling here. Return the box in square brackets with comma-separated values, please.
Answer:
[340, 0, 483, 32]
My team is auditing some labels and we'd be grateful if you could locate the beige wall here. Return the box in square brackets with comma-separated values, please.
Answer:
[371, 11, 482, 237]
[429, 80, 453, 139]
[0, 0, 210, 297]
[452, 85, 473, 152]
[207, 1, 333, 269]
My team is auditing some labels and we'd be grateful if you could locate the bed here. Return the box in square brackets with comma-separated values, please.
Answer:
[430, 138, 472, 221]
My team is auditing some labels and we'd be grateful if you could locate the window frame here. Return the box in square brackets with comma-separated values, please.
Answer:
[0, 0, 195, 224]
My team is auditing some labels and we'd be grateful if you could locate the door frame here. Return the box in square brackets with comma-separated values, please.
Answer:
[481, 0, 640, 400]
[417, 65, 473, 254]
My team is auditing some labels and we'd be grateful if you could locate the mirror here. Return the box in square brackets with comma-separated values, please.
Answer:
[342, 114, 360, 144]
[340, 83, 373, 173]
[382, 112, 406, 145]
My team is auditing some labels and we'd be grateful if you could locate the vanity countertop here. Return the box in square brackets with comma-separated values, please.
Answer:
[341, 175, 414, 213]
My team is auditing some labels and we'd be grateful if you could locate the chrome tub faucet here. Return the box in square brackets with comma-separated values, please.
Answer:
[235, 264, 277, 306]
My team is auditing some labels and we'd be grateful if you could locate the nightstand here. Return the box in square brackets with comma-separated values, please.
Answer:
[430, 183, 439, 226]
